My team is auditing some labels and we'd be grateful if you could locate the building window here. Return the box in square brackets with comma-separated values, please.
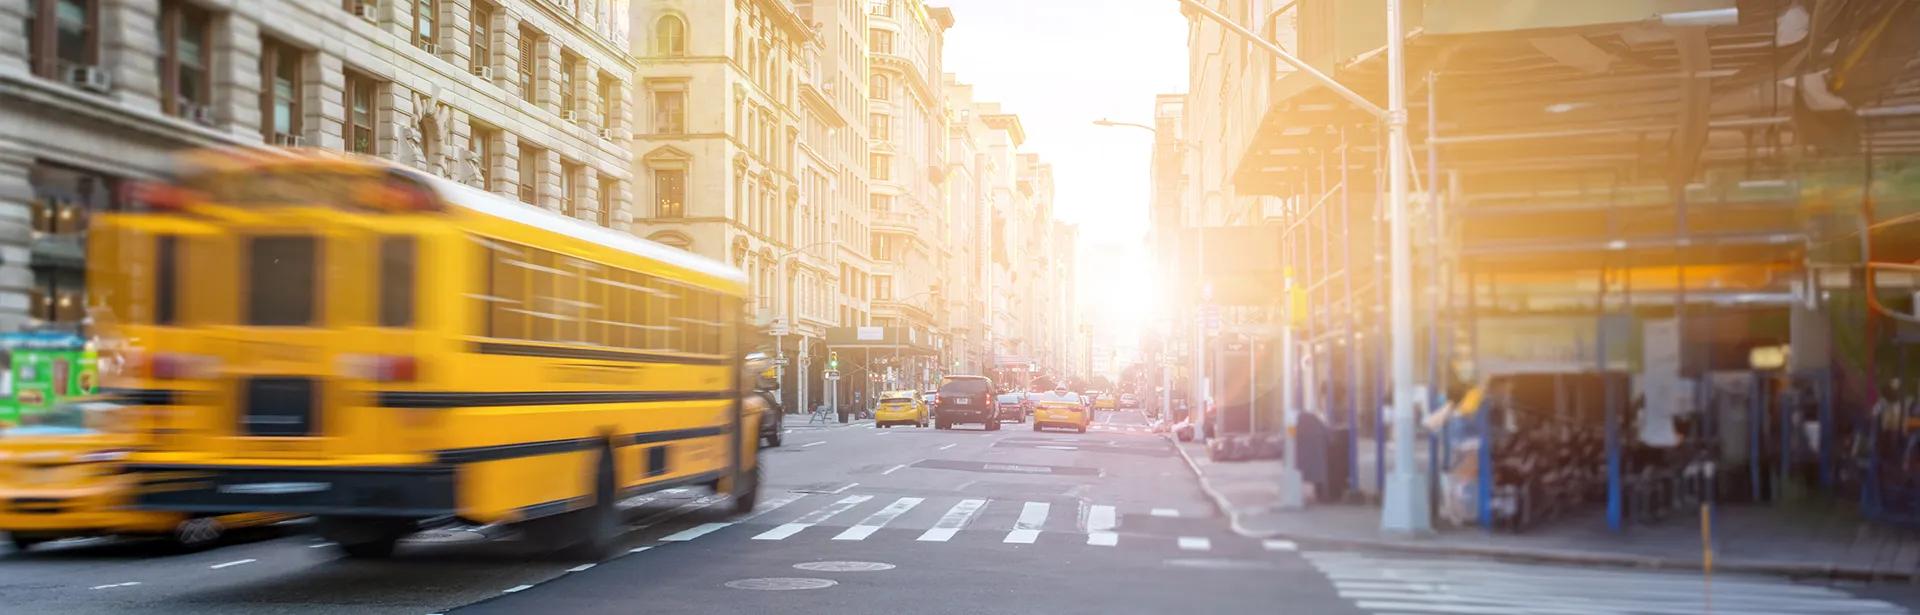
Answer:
[469, 1, 493, 74]
[874, 0, 892, 17]
[26, 0, 98, 81]
[874, 276, 891, 300]
[559, 52, 578, 116]
[869, 29, 892, 54]
[157, 0, 211, 121]
[652, 88, 685, 134]
[471, 122, 497, 189]
[870, 153, 891, 181]
[344, 71, 379, 154]
[598, 176, 617, 227]
[870, 193, 891, 212]
[517, 143, 543, 204]
[870, 73, 889, 101]
[411, 0, 438, 51]
[655, 14, 685, 56]
[869, 113, 889, 141]
[597, 73, 614, 130]
[560, 160, 580, 217]
[654, 169, 685, 218]
[518, 26, 540, 103]
[260, 37, 302, 143]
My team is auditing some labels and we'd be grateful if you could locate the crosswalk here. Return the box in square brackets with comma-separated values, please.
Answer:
[1305, 551, 1907, 615]
[629, 490, 1256, 553]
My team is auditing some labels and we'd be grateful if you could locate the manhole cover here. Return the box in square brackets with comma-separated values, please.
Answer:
[793, 561, 896, 572]
[724, 577, 839, 591]
[1163, 558, 1279, 571]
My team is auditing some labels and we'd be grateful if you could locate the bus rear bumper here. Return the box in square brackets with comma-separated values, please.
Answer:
[126, 464, 456, 518]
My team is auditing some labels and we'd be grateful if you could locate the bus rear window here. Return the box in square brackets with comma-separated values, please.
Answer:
[156, 235, 179, 325]
[378, 237, 415, 327]
[247, 236, 317, 326]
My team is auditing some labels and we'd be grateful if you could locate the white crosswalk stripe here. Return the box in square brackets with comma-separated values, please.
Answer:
[917, 499, 987, 542]
[1086, 505, 1118, 546]
[1177, 536, 1210, 551]
[833, 497, 924, 541]
[1305, 551, 1906, 615]
[1004, 502, 1050, 544]
[752, 495, 870, 541]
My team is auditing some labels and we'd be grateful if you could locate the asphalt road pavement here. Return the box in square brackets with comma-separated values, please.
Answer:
[3, 408, 1917, 614]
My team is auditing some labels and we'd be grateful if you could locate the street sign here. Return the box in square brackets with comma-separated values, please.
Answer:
[824, 371, 840, 381]
[772, 357, 789, 367]
[1200, 304, 1222, 334]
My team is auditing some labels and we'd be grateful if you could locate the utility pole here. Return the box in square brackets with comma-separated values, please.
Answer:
[1378, 0, 1431, 534]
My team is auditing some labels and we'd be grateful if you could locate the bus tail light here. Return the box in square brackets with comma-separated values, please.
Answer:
[341, 354, 418, 382]
[149, 352, 219, 380]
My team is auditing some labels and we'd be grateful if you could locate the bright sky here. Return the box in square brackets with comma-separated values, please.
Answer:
[941, 0, 1188, 354]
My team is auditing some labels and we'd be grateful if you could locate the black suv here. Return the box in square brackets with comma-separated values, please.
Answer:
[933, 375, 1000, 431]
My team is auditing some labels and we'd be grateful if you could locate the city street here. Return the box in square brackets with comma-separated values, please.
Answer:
[0, 408, 1912, 614]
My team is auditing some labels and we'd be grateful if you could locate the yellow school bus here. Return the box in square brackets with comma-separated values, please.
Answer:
[95, 150, 758, 559]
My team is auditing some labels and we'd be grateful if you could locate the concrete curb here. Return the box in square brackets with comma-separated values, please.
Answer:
[1162, 434, 1911, 583]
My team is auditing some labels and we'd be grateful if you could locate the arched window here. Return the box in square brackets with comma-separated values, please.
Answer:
[656, 15, 686, 56]
[870, 74, 889, 101]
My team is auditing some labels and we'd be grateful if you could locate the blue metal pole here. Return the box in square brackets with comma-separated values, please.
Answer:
[1779, 375, 1791, 501]
[1599, 267, 1621, 532]
[1750, 374, 1763, 502]
[1341, 128, 1361, 496]
[1820, 369, 1834, 488]
[1478, 379, 1493, 530]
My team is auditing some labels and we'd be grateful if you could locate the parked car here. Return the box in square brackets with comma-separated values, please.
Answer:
[933, 375, 999, 430]
[1120, 393, 1139, 408]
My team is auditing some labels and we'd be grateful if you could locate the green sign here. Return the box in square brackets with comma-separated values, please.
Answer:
[0, 332, 98, 428]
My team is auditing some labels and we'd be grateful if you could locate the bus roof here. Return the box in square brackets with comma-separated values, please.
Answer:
[425, 176, 748, 290]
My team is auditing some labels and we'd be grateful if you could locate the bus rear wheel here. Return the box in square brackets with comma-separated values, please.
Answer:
[555, 444, 620, 561]
[319, 517, 412, 559]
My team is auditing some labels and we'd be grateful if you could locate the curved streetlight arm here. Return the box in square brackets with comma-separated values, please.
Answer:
[1092, 118, 1158, 133]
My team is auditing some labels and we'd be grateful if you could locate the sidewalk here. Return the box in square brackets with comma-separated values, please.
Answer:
[1168, 435, 1920, 581]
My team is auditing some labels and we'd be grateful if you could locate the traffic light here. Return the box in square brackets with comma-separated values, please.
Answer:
[828, 351, 839, 371]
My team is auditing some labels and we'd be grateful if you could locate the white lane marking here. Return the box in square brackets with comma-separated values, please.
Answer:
[1151, 508, 1180, 518]
[740, 491, 807, 520]
[1262, 539, 1297, 552]
[630, 495, 725, 528]
[802, 441, 826, 447]
[753, 495, 871, 540]
[503, 584, 535, 593]
[827, 482, 860, 494]
[628, 546, 654, 554]
[661, 522, 732, 542]
[209, 559, 256, 570]
[937, 443, 957, 450]
[90, 582, 142, 590]
[881, 464, 907, 475]
[307, 542, 333, 549]
[663, 488, 688, 494]
[1004, 501, 1050, 544]
[917, 498, 987, 542]
[1087, 504, 1118, 546]
[875, 430, 892, 436]
[833, 497, 925, 541]
[567, 563, 596, 573]
[783, 429, 793, 434]
[1037, 445, 1078, 450]
[1177, 536, 1211, 551]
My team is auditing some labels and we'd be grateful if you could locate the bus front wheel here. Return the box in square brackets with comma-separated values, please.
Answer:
[319, 517, 411, 559]
[730, 459, 762, 515]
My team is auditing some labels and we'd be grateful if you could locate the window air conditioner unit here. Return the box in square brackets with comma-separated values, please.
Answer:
[560, 110, 578, 122]
[353, 1, 378, 22]
[420, 42, 437, 55]
[65, 65, 112, 93]
[472, 66, 493, 80]
[597, 128, 615, 140]
[273, 133, 303, 147]
[185, 104, 214, 126]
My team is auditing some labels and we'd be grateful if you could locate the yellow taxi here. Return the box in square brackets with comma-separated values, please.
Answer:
[1031, 389, 1092, 433]
[1094, 393, 1118, 410]
[874, 390, 928, 428]
[0, 399, 292, 552]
